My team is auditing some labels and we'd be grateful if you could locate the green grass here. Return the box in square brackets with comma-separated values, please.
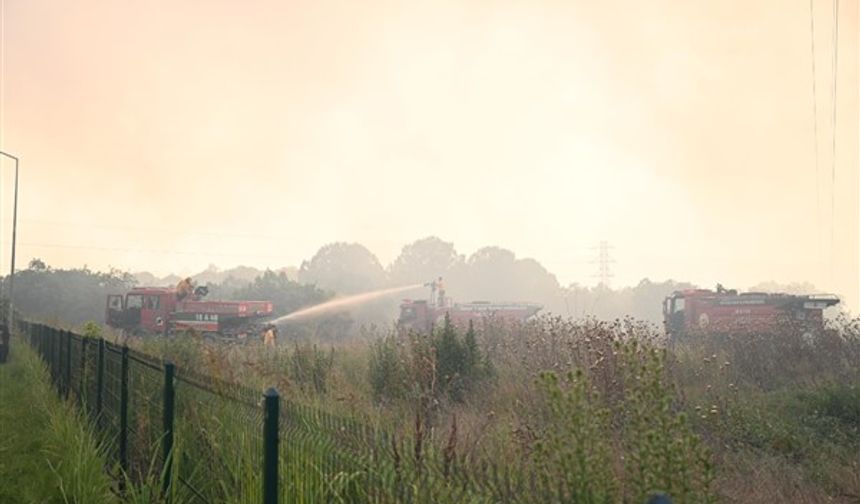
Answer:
[0, 337, 117, 504]
[33, 316, 860, 503]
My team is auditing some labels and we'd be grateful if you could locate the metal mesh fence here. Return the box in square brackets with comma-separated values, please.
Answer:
[69, 333, 82, 403]
[81, 339, 100, 416]
[174, 373, 264, 503]
[57, 329, 67, 392]
[19, 321, 567, 504]
[102, 343, 124, 462]
[127, 351, 166, 482]
[279, 399, 379, 502]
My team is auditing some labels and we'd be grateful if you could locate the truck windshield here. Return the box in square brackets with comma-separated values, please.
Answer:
[127, 294, 143, 309]
[673, 297, 685, 313]
[145, 295, 160, 310]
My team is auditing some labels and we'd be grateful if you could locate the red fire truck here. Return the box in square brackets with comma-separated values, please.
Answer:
[398, 278, 542, 333]
[663, 284, 839, 340]
[106, 286, 273, 341]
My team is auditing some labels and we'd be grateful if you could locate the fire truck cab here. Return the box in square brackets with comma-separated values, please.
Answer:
[107, 287, 177, 334]
[663, 285, 839, 340]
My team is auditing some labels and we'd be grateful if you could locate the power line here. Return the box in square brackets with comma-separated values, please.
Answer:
[809, 0, 822, 275]
[3, 218, 295, 242]
[829, 0, 839, 283]
[0, 240, 290, 261]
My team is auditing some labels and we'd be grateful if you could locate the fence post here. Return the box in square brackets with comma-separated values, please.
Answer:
[45, 327, 51, 375]
[53, 328, 60, 383]
[51, 328, 58, 383]
[47, 326, 52, 366]
[263, 387, 280, 504]
[95, 339, 105, 421]
[64, 331, 72, 398]
[80, 337, 88, 404]
[162, 361, 176, 500]
[46, 327, 51, 376]
[119, 346, 130, 478]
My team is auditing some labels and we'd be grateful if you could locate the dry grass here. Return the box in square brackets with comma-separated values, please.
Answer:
[716, 451, 860, 504]
[118, 313, 860, 502]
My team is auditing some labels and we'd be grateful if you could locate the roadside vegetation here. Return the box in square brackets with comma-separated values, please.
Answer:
[121, 313, 860, 503]
[5, 258, 857, 501]
[0, 335, 117, 504]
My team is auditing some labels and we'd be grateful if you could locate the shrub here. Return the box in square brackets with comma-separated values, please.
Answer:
[533, 341, 715, 504]
[434, 315, 467, 401]
[368, 333, 410, 403]
[433, 316, 492, 402]
[533, 369, 617, 503]
[619, 341, 714, 503]
[81, 320, 102, 339]
[806, 384, 860, 429]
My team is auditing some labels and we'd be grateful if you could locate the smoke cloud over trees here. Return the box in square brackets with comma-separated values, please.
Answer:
[1, 236, 829, 331]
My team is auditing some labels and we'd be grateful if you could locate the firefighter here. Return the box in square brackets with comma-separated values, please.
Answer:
[176, 277, 194, 302]
[262, 324, 277, 347]
[436, 276, 446, 307]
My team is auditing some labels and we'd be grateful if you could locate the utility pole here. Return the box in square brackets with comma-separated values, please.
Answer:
[0, 151, 19, 326]
[592, 241, 614, 288]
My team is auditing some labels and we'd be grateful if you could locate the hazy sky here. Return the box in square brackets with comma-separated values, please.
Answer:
[1, 1, 858, 310]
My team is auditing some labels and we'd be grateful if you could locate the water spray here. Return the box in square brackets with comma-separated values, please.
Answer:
[271, 284, 423, 324]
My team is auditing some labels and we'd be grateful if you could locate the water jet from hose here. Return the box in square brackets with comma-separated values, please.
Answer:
[272, 284, 423, 324]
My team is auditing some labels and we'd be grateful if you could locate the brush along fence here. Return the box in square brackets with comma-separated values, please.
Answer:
[18, 320, 672, 504]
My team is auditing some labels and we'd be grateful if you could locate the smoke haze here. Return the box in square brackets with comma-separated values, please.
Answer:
[0, 0, 857, 310]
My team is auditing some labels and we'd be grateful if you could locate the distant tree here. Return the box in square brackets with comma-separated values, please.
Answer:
[28, 258, 47, 271]
[388, 236, 464, 286]
[234, 269, 330, 316]
[563, 278, 697, 324]
[277, 266, 299, 281]
[232, 269, 353, 340]
[204, 275, 250, 300]
[1, 259, 136, 326]
[457, 247, 562, 311]
[627, 278, 696, 322]
[192, 265, 267, 285]
[747, 281, 819, 295]
[298, 242, 387, 294]
[461, 246, 518, 301]
[192, 264, 223, 285]
[134, 271, 181, 287]
[133, 271, 161, 286]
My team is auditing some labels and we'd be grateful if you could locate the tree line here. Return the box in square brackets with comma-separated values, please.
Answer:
[0, 236, 818, 331]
